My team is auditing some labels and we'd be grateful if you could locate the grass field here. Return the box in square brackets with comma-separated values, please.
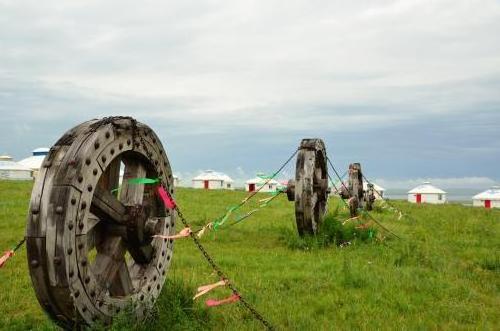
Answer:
[0, 180, 499, 330]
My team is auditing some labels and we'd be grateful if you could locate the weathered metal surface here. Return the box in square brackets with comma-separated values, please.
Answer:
[340, 163, 364, 217]
[365, 183, 376, 211]
[26, 118, 175, 328]
[288, 139, 329, 236]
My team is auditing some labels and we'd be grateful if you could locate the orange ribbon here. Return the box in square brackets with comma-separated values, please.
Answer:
[193, 279, 228, 300]
[0, 250, 14, 268]
[153, 227, 191, 240]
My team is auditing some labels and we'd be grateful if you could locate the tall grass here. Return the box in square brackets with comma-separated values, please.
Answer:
[0, 181, 499, 330]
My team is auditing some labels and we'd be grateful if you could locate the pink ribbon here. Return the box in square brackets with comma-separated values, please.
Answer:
[153, 227, 192, 240]
[193, 279, 228, 300]
[0, 250, 14, 268]
[206, 293, 240, 307]
[157, 186, 176, 209]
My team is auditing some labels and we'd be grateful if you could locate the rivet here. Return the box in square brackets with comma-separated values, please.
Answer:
[82, 306, 87, 312]
[140, 294, 144, 301]
[31, 260, 39, 268]
[71, 198, 76, 205]
[32, 208, 39, 215]
[85, 158, 91, 165]
[74, 290, 80, 298]
[167, 255, 171, 261]
[87, 185, 92, 192]
[81, 202, 87, 209]
[157, 284, 160, 290]
[90, 290, 95, 297]
[67, 248, 73, 255]
[119, 143, 123, 150]
[110, 148, 115, 155]
[159, 263, 162, 269]
[79, 222, 84, 230]
[127, 139, 131, 145]
[56, 206, 63, 214]
[93, 168, 98, 175]
[153, 276, 157, 281]
[84, 276, 90, 284]
[105, 132, 110, 139]
[152, 138, 156, 143]
[78, 175, 83, 183]
[68, 222, 74, 230]
[78, 243, 84, 250]
[147, 286, 151, 292]
[94, 141, 100, 149]
[101, 155, 106, 163]
[54, 256, 61, 265]
[69, 270, 74, 277]
[81, 258, 87, 267]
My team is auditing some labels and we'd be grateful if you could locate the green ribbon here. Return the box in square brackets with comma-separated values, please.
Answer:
[128, 177, 160, 184]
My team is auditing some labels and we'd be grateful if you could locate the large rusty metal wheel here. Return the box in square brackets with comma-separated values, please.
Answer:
[286, 139, 329, 236]
[26, 117, 175, 328]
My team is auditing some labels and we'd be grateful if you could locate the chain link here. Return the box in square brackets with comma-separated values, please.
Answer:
[99, 116, 275, 330]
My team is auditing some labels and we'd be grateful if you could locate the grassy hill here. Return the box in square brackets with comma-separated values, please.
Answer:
[0, 181, 498, 330]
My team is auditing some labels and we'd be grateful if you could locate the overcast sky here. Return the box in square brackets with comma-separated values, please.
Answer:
[1, 0, 499, 188]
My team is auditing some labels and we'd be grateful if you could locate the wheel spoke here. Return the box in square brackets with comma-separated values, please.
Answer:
[93, 236, 127, 291]
[108, 256, 134, 296]
[91, 186, 128, 225]
[120, 159, 146, 206]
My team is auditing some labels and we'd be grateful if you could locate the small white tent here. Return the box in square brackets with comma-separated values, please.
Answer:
[472, 186, 500, 209]
[408, 182, 446, 204]
[245, 174, 281, 192]
[192, 170, 234, 190]
[363, 182, 385, 200]
[0, 155, 33, 180]
[18, 147, 50, 178]
[173, 175, 180, 187]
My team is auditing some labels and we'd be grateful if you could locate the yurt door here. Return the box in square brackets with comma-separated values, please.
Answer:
[416, 194, 422, 204]
[485, 200, 491, 209]
[249, 183, 255, 192]
[204, 180, 209, 189]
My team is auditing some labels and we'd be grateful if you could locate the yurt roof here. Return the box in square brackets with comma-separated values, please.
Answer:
[0, 155, 13, 161]
[18, 155, 46, 169]
[32, 147, 50, 154]
[193, 170, 234, 182]
[362, 182, 385, 192]
[0, 160, 32, 171]
[246, 176, 280, 185]
[408, 182, 446, 194]
[473, 186, 500, 201]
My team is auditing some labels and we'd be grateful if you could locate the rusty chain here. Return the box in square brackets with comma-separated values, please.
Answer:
[93, 117, 275, 330]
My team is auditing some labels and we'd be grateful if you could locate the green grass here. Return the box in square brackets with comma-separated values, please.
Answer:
[0, 180, 499, 330]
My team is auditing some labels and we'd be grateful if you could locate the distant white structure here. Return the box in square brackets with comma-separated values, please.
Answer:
[245, 174, 281, 192]
[408, 182, 447, 204]
[472, 186, 500, 209]
[363, 182, 385, 200]
[192, 170, 234, 190]
[18, 147, 50, 178]
[0, 155, 33, 180]
[173, 174, 180, 187]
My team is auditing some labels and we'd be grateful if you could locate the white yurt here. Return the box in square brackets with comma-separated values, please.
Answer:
[245, 174, 281, 192]
[0, 155, 33, 180]
[18, 147, 50, 179]
[173, 175, 180, 187]
[472, 186, 500, 209]
[363, 182, 385, 199]
[192, 170, 234, 190]
[408, 182, 447, 204]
